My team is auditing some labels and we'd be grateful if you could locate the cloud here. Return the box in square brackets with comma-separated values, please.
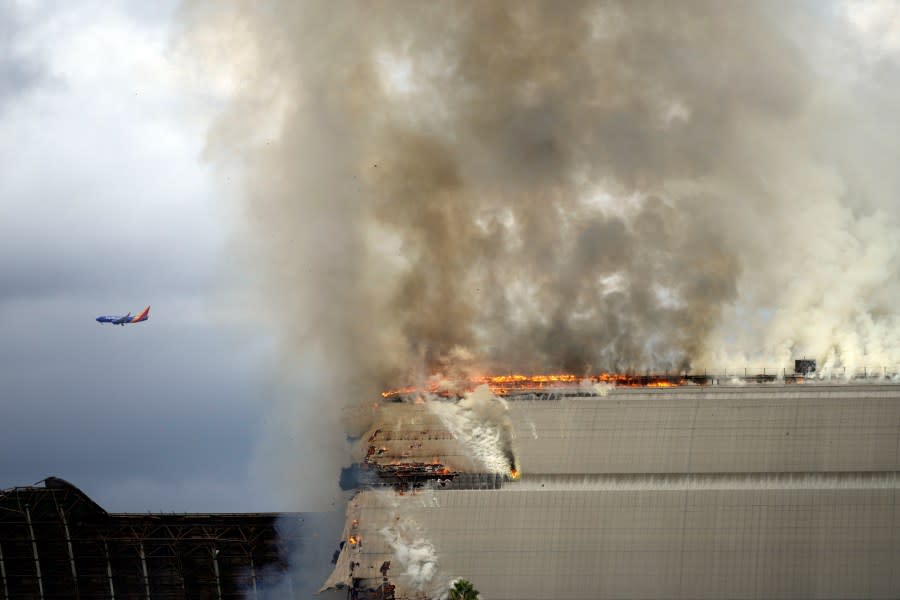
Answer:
[844, 0, 900, 59]
[0, 2, 50, 113]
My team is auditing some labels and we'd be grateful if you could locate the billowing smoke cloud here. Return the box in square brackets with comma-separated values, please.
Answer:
[180, 1, 900, 501]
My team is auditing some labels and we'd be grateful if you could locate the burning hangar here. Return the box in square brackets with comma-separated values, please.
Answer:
[325, 378, 900, 600]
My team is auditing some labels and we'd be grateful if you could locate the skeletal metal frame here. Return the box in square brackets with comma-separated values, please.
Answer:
[0, 479, 301, 599]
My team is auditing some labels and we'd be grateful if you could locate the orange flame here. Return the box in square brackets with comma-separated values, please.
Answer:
[510, 468, 520, 480]
[381, 372, 687, 398]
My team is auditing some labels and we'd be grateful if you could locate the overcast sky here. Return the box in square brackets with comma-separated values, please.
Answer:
[0, 0, 287, 512]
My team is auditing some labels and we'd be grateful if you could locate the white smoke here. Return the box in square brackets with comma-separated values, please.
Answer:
[375, 489, 453, 597]
[592, 382, 616, 397]
[380, 525, 439, 588]
[427, 384, 516, 474]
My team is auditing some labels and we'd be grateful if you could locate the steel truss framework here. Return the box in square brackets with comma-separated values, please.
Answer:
[0, 478, 303, 600]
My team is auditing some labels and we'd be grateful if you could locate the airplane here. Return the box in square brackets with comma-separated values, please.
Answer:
[96, 306, 150, 326]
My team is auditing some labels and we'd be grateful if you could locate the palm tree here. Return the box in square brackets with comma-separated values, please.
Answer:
[448, 578, 479, 600]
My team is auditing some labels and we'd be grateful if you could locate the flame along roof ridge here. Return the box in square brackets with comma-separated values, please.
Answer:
[381, 372, 685, 398]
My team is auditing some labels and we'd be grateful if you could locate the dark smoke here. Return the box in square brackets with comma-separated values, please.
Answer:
[183, 2, 789, 377]
[181, 1, 900, 503]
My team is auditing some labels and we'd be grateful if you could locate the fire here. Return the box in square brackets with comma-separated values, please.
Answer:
[380, 385, 420, 398]
[646, 381, 677, 388]
[348, 535, 359, 546]
[381, 372, 689, 398]
[510, 468, 520, 480]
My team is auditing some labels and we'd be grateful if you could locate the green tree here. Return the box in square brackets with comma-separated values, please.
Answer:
[448, 578, 479, 600]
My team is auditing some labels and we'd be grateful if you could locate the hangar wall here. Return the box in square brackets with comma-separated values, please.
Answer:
[508, 384, 900, 474]
[344, 484, 900, 599]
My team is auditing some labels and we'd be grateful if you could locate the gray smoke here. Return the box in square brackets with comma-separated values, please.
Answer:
[180, 1, 900, 501]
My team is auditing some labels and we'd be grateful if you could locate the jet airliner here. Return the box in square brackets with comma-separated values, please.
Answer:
[96, 306, 150, 326]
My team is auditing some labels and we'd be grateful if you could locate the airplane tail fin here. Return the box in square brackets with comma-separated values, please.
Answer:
[131, 306, 150, 323]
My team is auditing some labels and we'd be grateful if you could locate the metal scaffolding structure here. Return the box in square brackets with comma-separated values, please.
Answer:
[0, 478, 302, 599]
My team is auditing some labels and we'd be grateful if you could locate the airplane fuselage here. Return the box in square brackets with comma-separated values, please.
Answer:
[96, 315, 131, 325]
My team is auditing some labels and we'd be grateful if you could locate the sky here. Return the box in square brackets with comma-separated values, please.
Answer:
[0, 0, 287, 512]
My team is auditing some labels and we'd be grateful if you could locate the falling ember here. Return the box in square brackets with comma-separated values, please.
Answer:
[381, 373, 692, 398]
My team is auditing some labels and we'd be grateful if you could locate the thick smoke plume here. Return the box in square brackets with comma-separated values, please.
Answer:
[181, 1, 900, 503]
[184, 1, 900, 380]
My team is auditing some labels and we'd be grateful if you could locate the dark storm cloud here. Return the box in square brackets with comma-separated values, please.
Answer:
[0, 232, 218, 301]
[0, 211, 276, 509]
[0, 214, 265, 510]
[0, 305, 263, 510]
